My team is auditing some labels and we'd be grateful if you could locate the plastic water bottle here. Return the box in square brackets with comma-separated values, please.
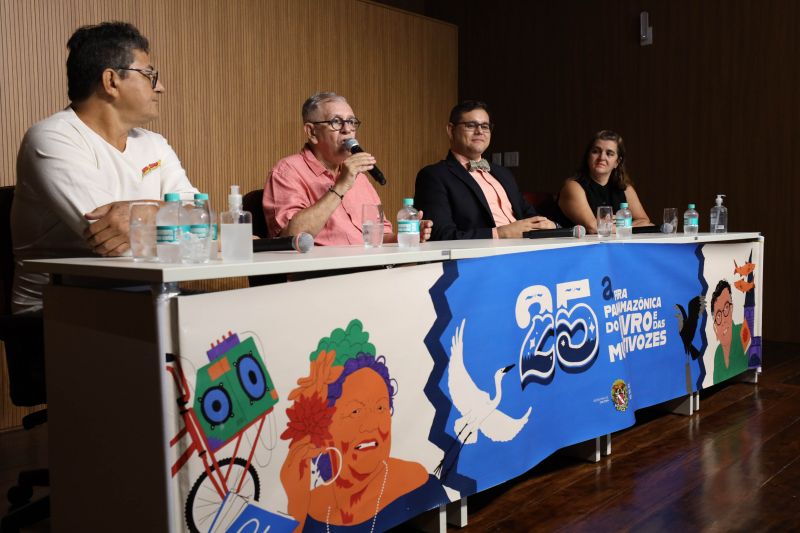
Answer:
[710, 194, 727, 233]
[397, 198, 420, 247]
[220, 185, 253, 261]
[208, 200, 218, 260]
[683, 203, 699, 235]
[615, 202, 633, 239]
[181, 193, 211, 264]
[156, 192, 183, 263]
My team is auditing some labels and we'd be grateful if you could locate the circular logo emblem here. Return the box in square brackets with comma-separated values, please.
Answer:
[611, 379, 630, 412]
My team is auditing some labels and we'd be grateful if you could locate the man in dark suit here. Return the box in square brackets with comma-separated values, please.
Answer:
[415, 100, 556, 240]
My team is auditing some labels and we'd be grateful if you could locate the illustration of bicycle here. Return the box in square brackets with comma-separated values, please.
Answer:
[166, 332, 279, 532]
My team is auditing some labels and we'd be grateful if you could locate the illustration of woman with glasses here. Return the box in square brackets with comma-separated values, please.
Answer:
[710, 280, 751, 383]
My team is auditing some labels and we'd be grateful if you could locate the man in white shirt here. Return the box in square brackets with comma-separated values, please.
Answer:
[11, 21, 196, 314]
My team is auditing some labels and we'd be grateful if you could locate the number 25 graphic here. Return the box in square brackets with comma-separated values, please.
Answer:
[515, 280, 599, 388]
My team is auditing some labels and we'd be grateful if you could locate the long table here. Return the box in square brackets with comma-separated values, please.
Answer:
[28, 232, 764, 532]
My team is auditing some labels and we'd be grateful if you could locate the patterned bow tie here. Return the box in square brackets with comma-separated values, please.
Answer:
[467, 159, 491, 172]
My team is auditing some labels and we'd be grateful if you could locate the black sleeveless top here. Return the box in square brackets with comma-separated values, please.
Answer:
[574, 175, 627, 213]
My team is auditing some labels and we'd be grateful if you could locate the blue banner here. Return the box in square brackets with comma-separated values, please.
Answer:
[425, 243, 709, 494]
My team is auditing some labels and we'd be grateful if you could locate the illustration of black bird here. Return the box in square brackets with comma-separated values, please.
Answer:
[674, 295, 706, 359]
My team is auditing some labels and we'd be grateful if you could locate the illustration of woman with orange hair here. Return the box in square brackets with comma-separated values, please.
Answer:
[279, 320, 446, 532]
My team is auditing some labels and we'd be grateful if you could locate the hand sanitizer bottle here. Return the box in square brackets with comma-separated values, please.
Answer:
[710, 194, 727, 233]
[220, 185, 253, 261]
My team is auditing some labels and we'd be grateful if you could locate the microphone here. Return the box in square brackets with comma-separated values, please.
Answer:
[252, 233, 314, 253]
[572, 225, 586, 238]
[343, 139, 387, 185]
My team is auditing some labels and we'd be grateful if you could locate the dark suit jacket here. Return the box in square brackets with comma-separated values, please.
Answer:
[415, 151, 538, 240]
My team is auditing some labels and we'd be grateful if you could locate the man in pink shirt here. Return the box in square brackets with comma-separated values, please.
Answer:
[414, 100, 556, 240]
[263, 92, 432, 245]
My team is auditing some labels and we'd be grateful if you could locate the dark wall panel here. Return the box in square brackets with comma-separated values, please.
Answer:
[431, 0, 795, 342]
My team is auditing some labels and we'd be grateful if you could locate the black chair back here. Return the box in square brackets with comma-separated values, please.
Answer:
[241, 188, 288, 287]
[0, 189, 51, 533]
[523, 190, 573, 228]
[0, 185, 46, 406]
[0, 186, 16, 316]
[242, 188, 269, 238]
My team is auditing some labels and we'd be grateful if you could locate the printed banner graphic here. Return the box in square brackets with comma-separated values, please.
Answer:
[172, 241, 762, 532]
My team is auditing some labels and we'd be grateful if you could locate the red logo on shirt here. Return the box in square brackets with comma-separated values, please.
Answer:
[141, 160, 161, 177]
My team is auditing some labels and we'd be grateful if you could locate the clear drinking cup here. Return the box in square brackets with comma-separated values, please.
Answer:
[662, 207, 678, 234]
[129, 201, 160, 261]
[596, 206, 614, 237]
[362, 204, 384, 248]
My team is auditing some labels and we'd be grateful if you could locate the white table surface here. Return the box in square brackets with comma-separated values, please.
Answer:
[24, 232, 762, 284]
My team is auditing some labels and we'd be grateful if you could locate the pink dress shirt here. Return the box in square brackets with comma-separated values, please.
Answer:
[263, 144, 392, 246]
[452, 152, 517, 238]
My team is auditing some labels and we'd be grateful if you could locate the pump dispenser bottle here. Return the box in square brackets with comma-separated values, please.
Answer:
[710, 194, 728, 234]
[220, 185, 253, 261]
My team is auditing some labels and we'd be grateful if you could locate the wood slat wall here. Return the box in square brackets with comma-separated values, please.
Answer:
[0, 0, 457, 430]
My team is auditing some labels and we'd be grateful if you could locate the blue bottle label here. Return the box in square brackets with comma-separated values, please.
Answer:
[615, 216, 632, 228]
[156, 225, 178, 243]
[398, 220, 420, 233]
[189, 224, 210, 238]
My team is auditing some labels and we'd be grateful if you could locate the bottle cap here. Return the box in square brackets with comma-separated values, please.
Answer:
[715, 194, 725, 205]
[164, 192, 181, 202]
[403, 198, 414, 206]
[688, 203, 696, 209]
[194, 192, 209, 200]
[620, 202, 629, 208]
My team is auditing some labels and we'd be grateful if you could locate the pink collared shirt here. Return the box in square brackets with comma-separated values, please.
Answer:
[263, 144, 392, 246]
[452, 152, 516, 238]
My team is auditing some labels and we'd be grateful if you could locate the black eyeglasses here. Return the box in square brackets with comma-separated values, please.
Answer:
[454, 121, 493, 133]
[310, 118, 361, 131]
[714, 300, 732, 325]
[115, 67, 159, 89]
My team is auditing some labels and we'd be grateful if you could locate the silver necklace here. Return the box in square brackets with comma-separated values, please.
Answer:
[326, 460, 388, 533]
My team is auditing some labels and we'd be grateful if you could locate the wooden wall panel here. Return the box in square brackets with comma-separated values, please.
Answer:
[432, 0, 796, 343]
[0, 351, 38, 429]
[0, 0, 456, 429]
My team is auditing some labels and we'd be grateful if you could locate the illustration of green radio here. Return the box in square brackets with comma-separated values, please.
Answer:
[194, 335, 279, 447]
[168, 331, 283, 532]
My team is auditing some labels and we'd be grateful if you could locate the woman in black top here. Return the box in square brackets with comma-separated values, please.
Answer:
[558, 130, 651, 233]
